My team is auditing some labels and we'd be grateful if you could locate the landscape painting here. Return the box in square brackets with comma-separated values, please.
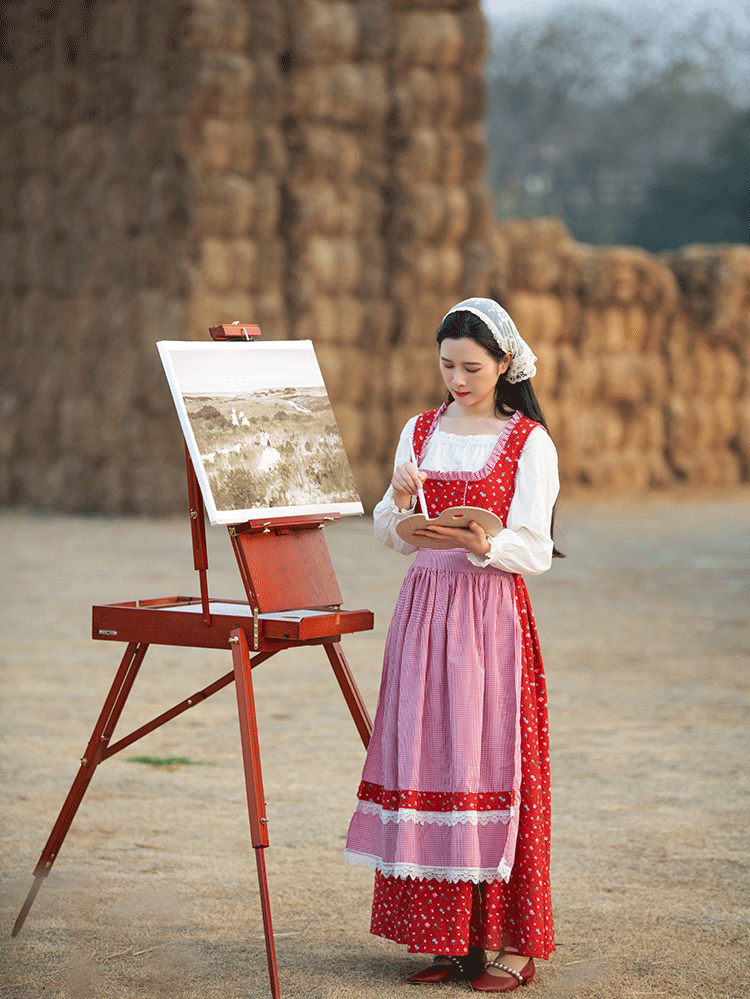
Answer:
[157, 341, 363, 524]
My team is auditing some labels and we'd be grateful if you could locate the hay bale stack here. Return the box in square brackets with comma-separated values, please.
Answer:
[0, 1, 203, 513]
[490, 223, 749, 492]
[283, 0, 393, 510]
[4, 1, 747, 516]
[563, 244, 678, 490]
[386, 1, 493, 459]
[183, 1, 289, 343]
[661, 244, 750, 483]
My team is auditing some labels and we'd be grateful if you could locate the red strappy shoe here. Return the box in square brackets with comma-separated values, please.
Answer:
[407, 947, 485, 984]
[470, 950, 535, 992]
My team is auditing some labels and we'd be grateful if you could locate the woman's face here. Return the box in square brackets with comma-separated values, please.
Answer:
[439, 337, 510, 414]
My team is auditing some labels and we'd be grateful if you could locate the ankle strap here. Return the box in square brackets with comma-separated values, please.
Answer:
[486, 959, 523, 983]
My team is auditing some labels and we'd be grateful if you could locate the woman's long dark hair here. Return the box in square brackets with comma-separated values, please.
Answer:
[436, 310, 564, 558]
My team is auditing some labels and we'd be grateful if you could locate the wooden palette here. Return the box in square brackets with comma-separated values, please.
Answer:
[395, 506, 503, 550]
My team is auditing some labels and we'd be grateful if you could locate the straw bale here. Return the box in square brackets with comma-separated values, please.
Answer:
[460, 240, 494, 300]
[640, 352, 668, 402]
[181, 0, 251, 52]
[711, 396, 738, 448]
[355, 459, 391, 511]
[457, 7, 487, 66]
[192, 173, 256, 239]
[254, 173, 281, 238]
[317, 345, 369, 406]
[394, 129, 441, 185]
[390, 345, 441, 405]
[290, 64, 389, 126]
[289, 123, 364, 182]
[200, 237, 234, 294]
[664, 320, 694, 396]
[623, 304, 650, 351]
[393, 12, 463, 69]
[443, 186, 472, 243]
[678, 451, 742, 486]
[256, 123, 287, 175]
[557, 344, 599, 404]
[290, 1, 359, 65]
[577, 447, 650, 492]
[663, 244, 750, 339]
[504, 292, 566, 346]
[305, 237, 361, 294]
[440, 132, 466, 186]
[693, 342, 715, 395]
[398, 294, 456, 347]
[361, 299, 396, 351]
[736, 394, 750, 473]
[253, 291, 287, 339]
[393, 68, 463, 129]
[622, 403, 665, 452]
[356, 0, 395, 62]
[666, 395, 717, 454]
[599, 306, 629, 352]
[499, 217, 581, 295]
[414, 246, 464, 292]
[599, 353, 644, 405]
[332, 402, 366, 460]
[309, 295, 365, 345]
[641, 309, 668, 353]
[715, 346, 745, 399]
[246, 237, 285, 291]
[200, 119, 235, 172]
[580, 245, 678, 311]
[358, 238, 388, 299]
[192, 53, 254, 120]
[242, 0, 285, 52]
[249, 51, 285, 119]
[487, 229, 511, 300]
[533, 345, 558, 401]
[462, 122, 487, 184]
[461, 71, 486, 123]
[507, 243, 568, 296]
[554, 398, 581, 454]
[466, 185, 492, 241]
[391, 183, 470, 244]
[286, 180, 365, 238]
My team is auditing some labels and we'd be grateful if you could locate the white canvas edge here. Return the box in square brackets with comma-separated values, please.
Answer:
[156, 340, 364, 525]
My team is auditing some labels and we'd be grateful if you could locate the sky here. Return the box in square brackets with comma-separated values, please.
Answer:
[480, 0, 750, 27]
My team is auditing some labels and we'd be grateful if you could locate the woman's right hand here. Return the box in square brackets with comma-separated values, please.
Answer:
[392, 462, 427, 512]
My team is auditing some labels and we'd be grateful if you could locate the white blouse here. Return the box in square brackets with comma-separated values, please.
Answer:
[373, 414, 560, 575]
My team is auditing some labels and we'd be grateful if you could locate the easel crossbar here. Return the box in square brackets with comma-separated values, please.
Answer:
[103, 651, 277, 759]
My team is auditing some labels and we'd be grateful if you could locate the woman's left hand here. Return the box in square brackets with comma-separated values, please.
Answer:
[414, 520, 491, 557]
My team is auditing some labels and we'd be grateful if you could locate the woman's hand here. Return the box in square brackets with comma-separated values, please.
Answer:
[414, 520, 492, 558]
[392, 461, 427, 511]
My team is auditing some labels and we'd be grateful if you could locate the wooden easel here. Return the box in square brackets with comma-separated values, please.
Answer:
[12, 326, 374, 999]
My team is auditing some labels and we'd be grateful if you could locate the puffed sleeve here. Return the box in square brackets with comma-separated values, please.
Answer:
[466, 427, 560, 575]
[373, 416, 421, 555]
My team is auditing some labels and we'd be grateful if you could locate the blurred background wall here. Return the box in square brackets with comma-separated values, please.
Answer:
[1, 0, 748, 515]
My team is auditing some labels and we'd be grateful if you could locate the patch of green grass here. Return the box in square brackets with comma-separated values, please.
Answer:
[126, 755, 213, 767]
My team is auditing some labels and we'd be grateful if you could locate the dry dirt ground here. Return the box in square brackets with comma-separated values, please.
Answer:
[1, 493, 749, 999]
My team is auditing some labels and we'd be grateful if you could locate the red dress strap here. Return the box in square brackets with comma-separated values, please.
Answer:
[412, 405, 445, 463]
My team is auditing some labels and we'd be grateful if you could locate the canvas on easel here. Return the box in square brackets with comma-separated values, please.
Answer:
[157, 339, 363, 525]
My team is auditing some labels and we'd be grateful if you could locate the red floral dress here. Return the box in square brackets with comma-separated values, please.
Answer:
[346, 407, 555, 960]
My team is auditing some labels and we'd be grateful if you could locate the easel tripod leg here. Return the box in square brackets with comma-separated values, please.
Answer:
[230, 628, 280, 999]
[12, 642, 149, 937]
[324, 641, 372, 749]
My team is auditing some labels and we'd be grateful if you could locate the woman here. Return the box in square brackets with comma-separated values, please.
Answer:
[346, 298, 560, 992]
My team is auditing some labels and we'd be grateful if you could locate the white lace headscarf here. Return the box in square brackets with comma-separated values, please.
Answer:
[442, 298, 537, 383]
